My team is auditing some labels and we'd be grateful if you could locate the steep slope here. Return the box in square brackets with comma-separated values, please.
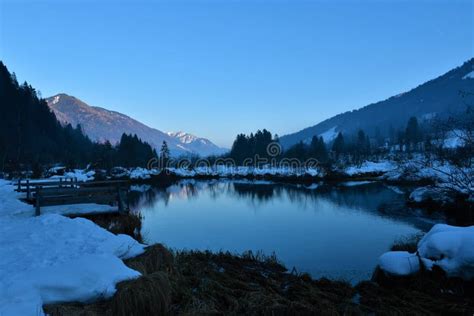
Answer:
[280, 59, 474, 148]
[46, 94, 226, 156]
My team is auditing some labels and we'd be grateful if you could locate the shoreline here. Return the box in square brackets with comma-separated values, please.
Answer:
[44, 213, 474, 315]
[125, 172, 474, 226]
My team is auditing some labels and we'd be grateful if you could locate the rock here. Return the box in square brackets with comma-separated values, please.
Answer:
[378, 251, 420, 276]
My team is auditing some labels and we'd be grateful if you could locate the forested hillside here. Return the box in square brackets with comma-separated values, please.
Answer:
[280, 59, 474, 149]
[0, 62, 156, 171]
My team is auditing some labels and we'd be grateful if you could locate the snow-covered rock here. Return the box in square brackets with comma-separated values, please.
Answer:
[418, 224, 474, 280]
[378, 251, 420, 276]
[379, 224, 474, 280]
[409, 185, 456, 205]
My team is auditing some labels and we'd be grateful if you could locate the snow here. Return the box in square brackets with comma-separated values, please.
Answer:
[167, 166, 325, 179]
[344, 161, 396, 176]
[319, 126, 338, 143]
[408, 186, 451, 204]
[462, 70, 474, 79]
[50, 169, 95, 182]
[51, 95, 60, 105]
[442, 130, 466, 148]
[0, 180, 145, 315]
[417, 224, 474, 280]
[379, 224, 474, 280]
[130, 167, 153, 180]
[378, 251, 420, 276]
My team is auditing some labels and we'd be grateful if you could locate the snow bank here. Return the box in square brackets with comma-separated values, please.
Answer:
[378, 251, 420, 276]
[0, 180, 145, 315]
[51, 169, 95, 182]
[167, 166, 325, 178]
[344, 161, 396, 176]
[418, 224, 474, 280]
[130, 167, 152, 180]
[379, 224, 474, 280]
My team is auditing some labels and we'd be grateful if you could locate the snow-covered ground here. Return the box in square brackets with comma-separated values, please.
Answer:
[343, 161, 397, 177]
[378, 224, 474, 280]
[123, 166, 325, 179]
[0, 180, 144, 315]
[50, 169, 96, 182]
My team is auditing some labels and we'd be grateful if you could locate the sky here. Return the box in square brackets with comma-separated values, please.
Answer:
[0, 0, 472, 147]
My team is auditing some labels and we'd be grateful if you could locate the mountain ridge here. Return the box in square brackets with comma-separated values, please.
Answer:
[46, 94, 227, 157]
[280, 58, 474, 148]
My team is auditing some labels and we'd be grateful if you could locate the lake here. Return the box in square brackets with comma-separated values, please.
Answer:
[130, 180, 443, 283]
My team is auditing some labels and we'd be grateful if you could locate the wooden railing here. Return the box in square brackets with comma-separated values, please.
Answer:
[16, 178, 130, 216]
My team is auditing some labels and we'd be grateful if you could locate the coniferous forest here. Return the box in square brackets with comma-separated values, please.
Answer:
[0, 62, 157, 171]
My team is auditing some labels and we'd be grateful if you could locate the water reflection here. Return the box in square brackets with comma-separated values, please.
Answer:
[130, 180, 444, 283]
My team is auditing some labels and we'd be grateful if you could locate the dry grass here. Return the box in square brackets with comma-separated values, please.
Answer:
[76, 212, 143, 242]
[390, 233, 424, 253]
[44, 212, 474, 315]
[358, 269, 474, 314]
[109, 272, 171, 316]
[44, 243, 474, 315]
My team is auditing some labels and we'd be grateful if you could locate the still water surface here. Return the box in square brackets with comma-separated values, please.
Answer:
[131, 180, 440, 282]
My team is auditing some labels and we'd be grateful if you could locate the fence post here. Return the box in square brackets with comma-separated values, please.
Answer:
[26, 179, 30, 200]
[59, 178, 63, 188]
[126, 188, 130, 213]
[17, 178, 21, 191]
[117, 185, 123, 213]
[35, 186, 42, 216]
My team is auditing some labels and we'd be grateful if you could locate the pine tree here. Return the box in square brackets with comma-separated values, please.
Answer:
[332, 132, 345, 159]
[405, 116, 422, 151]
[160, 141, 170, 168]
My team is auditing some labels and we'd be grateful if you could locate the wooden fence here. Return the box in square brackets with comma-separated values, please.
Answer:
[16, 179, 130, 216]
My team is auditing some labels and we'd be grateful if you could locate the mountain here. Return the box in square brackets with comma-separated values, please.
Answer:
[46, 94, 227, 156]
[280, 59, 474, 149]
[166, 131, 226, 156]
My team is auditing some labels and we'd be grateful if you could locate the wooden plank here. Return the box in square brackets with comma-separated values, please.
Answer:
[17, 179, 128, 190]
[80, 180, 129, 187]
[39, 195, 117, 206]
[36, 186, 119, 196]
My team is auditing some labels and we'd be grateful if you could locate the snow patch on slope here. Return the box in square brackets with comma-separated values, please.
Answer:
[319, 126, 338, 143]
[463, 70, 474, 79]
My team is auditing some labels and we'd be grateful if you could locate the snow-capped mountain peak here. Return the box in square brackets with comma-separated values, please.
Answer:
[167, 131, 212, 145]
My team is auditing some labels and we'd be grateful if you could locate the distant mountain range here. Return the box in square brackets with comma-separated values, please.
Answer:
[280, 58, 474, 149]
[46, 94, 227, 156]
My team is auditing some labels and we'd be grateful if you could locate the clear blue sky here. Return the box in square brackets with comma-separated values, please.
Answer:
[0, 0, 472, 147]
